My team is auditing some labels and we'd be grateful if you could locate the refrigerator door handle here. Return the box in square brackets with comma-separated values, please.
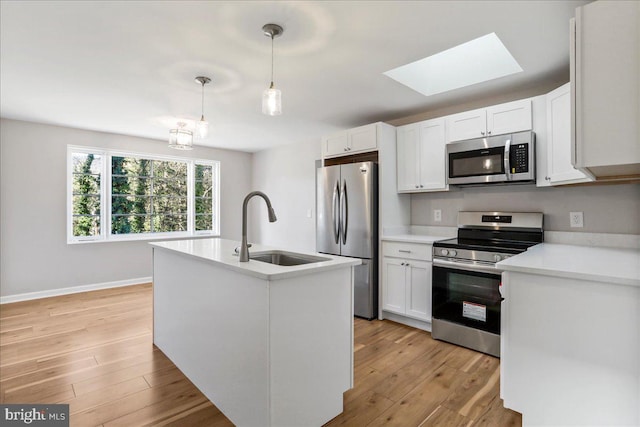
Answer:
[332, 180, 340, 244]
[340, 179, 348, 245]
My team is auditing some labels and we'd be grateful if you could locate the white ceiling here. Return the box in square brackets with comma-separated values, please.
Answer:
[0, 1, 589, 153]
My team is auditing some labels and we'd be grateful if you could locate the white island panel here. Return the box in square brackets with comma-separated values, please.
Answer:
[151, 238, 358, 427]
[153, 247, 271, 426]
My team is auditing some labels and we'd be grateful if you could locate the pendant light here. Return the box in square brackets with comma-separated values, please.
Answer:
[169, 122, 193, 150]
[194, 76, 211, 138]
[262, 23, 283, 116]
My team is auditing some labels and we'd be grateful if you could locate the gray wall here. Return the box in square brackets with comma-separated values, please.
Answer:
[0, 119, 253, 297]
[251, 138, 320, 253]
[411, 183, 640, 234]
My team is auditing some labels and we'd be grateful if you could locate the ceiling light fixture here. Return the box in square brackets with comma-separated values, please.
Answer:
[262, 23, 283, 116]
[194, 76, 211, 138]
[168, 121, 193, 150]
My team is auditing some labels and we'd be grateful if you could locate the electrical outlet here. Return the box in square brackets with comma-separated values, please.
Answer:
[434, 209, 442, 222]
[570, 211, 584, 228]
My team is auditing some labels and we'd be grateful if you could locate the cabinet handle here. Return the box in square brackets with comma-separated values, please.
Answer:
[405, 263, 410, 267]
[344, 147, 348, 151]
[398, 250, 411, 253]
[415, 185, 419, 188]
[545, 176, 550, 181]
[419, 185, 424, 188]
[481, 131, 485, 136]
[487, 130, 492, 135]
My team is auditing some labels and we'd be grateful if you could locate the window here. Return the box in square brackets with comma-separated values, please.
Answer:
[67, 146, 219, 243]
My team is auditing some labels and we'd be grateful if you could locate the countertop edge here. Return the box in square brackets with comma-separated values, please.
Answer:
[498, 243, 640, 288]
[150, 240, 361, 281]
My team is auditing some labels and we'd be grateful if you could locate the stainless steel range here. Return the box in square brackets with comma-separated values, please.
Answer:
[431, 211, 543, 357]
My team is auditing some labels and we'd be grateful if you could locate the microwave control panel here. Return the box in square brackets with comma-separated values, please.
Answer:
[510, 143, 529, 173]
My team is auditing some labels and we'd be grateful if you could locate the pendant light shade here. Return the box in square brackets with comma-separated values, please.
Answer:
[262, 83, 282, 116]
[169, 122, 193, 150]
[262, 24, 283, 116]
[194, 76, 211, 138]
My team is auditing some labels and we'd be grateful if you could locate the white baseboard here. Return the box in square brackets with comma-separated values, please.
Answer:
[0, 277, 152, 304]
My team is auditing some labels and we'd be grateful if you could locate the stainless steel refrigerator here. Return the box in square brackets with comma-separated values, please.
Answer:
[316, 162, 378, 319]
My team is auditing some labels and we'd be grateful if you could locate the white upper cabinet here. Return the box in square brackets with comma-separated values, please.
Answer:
[545, 83, 592, 185]
[322, 123, 378, 158]
[446, 99, 532, 142]
[396, 118, 447, 193]
[572, 0, 640, 179]
[446, 108, 486, 142]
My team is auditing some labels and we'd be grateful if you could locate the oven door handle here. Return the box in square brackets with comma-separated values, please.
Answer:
[433, 258, 502, 274]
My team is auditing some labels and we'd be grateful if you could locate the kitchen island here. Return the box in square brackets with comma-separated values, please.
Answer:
[498, 243, 640, 426]
[150, 238, 361, 427]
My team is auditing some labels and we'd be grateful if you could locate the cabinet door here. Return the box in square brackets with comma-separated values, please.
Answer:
[405, 260, 431, 321]
[322, 132, 348, 157]
[418, 118, 447, 191]
[396, 124, 420, 192]
[546, 83, 592, 185]
[382, 257, 406, 315]
[348, 123, 378, 153]
[574, 1, 640, 174]
[487, 99, 532, 136]
[446, 108, 486, 142]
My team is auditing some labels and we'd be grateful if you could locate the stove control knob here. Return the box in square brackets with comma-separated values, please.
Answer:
[494, 254, 502, 262]
[440, 249, 449, 256]
[450, 250, 457, 257]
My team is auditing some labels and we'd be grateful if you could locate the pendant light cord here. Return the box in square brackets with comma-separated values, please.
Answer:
[270, 34, 275, 86]
[200, 82, 205, 121]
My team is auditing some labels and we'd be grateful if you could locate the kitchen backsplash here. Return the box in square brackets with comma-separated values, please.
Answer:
[411, 182, 640, 234]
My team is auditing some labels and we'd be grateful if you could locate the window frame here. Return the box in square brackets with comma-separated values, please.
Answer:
[67, 145, 220, 244]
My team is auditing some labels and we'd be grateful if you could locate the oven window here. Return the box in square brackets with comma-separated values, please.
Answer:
[432, 266, 501, 334]
[449, 147, 504, 177]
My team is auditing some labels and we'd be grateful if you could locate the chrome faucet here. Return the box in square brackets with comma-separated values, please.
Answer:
[239, 191, 277, 262]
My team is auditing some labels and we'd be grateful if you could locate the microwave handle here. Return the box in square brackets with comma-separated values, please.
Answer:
[504, 139, 512, 181]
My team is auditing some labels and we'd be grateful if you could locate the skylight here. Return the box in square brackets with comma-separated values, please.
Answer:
[383, 33, 523, 97]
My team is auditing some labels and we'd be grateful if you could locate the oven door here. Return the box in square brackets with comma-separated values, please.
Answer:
[432, 259, 502, 335]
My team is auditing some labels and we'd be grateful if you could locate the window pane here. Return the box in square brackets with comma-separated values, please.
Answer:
[195, 214, 213, 231]
[195, 165, 213, 198]
[73, 215, 100, 237]
[73, 174, 100, 194]
[152, 214, 187, 232]
[153, 178, 187, 196]
[111, 215, 153, 234]
[73, 195, 101, 216]
[153, 196, 187, 214]
[72, 153, 102, 175]
[154, 161, 187, 178]
[72, 152, 102, 238]
[195, 197, 213, 214]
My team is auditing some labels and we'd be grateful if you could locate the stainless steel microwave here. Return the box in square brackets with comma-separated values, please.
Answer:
[446, 131, 535, 185]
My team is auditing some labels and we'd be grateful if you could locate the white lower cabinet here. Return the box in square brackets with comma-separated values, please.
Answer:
[381, 242, 432, 322]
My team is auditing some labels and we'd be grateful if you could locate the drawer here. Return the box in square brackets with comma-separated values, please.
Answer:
[382, 241, 431, 261]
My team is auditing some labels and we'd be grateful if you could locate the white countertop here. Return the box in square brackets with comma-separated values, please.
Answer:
[150, 238, 360, 281]
[381, 226, 455, 244]
[498, 243, 640, 287]
[381, 234, 450, 244]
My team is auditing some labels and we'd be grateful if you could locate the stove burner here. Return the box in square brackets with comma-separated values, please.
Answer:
[433, 211, 544, 264]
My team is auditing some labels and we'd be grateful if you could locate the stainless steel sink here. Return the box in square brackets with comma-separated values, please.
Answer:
[250, 250, 331, 266]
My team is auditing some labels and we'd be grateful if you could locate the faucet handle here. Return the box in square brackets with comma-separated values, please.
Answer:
[234, 244, 251, 254]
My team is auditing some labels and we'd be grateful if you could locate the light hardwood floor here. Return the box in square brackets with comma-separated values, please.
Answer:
[0, 284, 521, 426]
